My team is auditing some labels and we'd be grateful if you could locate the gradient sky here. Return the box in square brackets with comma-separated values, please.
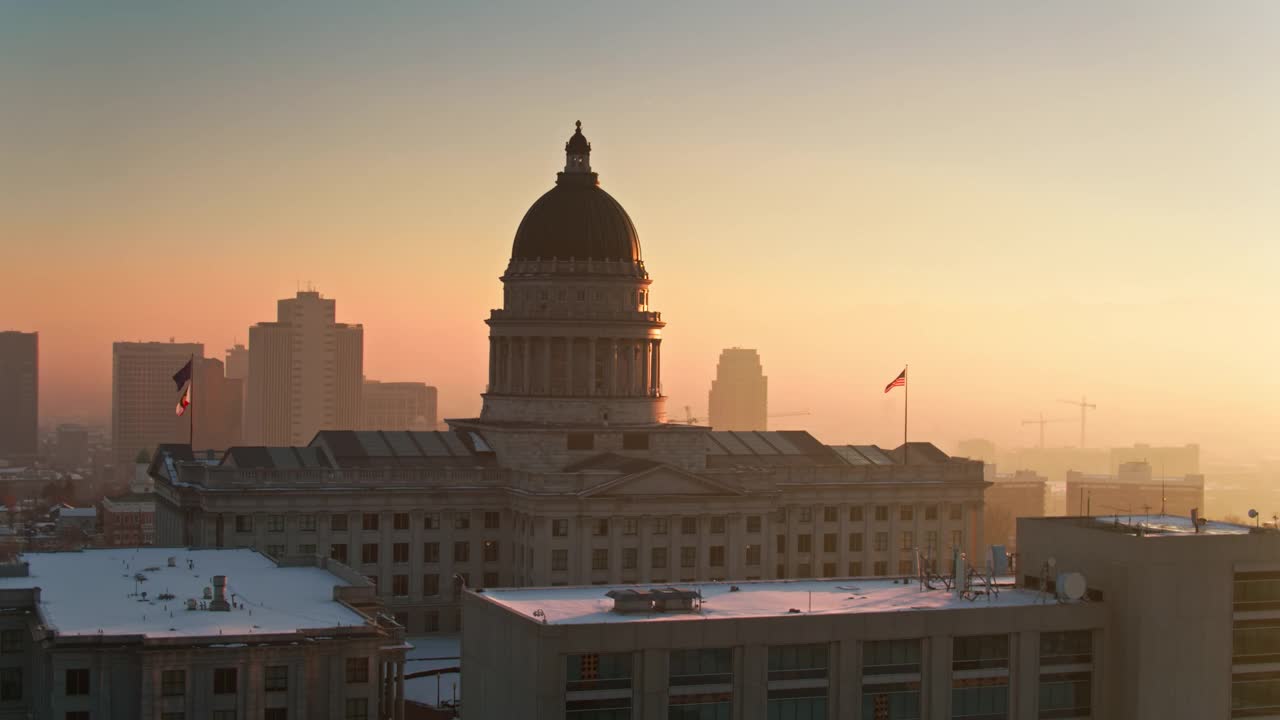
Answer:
[3, 2, 1278, 459]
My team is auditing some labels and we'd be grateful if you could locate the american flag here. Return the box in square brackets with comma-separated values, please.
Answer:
[884, 368, 906, 393]
[175, 385, 191, 416]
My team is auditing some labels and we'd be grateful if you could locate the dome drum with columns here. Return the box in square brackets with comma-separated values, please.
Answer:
[476, 122, 670, 427]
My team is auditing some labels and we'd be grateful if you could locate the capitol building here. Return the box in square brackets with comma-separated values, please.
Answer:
[153, 124, 988, 634]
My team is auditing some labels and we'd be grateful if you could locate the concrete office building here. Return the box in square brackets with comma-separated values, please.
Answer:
[150, 124, 988, 635]
[195, 357, 244, 452]
[1108, 443, 1199, 477]
[362, 380, 438, 431]
[1018, 514, 1280, 719]
[0, 331, 38, 462]
[111, 341, 204, 483]
[708, 348, 768, 431]
[1065, 461, 1204, 517]
[246, 292, 364, 446]
[0, 547, 407, 720]
[462, 578, 1105, 719]
[984, 470, 1049, 550]
[54, 424, 90, 469]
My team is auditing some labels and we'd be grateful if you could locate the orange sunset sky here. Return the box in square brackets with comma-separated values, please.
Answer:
[2, 2, 1278, 459]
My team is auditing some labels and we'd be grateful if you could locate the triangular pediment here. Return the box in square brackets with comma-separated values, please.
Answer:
[581, 464, 744, 498]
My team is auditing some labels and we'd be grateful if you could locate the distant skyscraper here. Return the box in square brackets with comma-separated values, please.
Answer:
[224, 343, 249, 380]
[708, 348, 767, 431]
[0, 331, 38, 460]
[112, 341, 203, 481]
[194, 358, 243, 452]
[362, 380, 438, 431]
[245, 291, 363, 445]
[55, 424, 90, 468]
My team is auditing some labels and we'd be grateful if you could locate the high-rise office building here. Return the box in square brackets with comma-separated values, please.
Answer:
[111, 341, 203, 482]
[362, 380, 438, 430]
[194, 357, 243, 452]
[245, 291, 363, 445]
[54, 423, 89, 468]
[0, 331, 39, 461]
[224, 343, 250, 444]
[708, 347, 768, 430]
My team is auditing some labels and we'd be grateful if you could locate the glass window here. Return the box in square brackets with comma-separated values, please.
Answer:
[900, 506, 913, 521]
[823, 533, 836, 553]
[682, 518, 698, 535]
[362, 513, 379, 531]
[264, 665, 287, 692]
[454, 541, 470, 562]
[681, 546, 697, 568]
[746, 545, 761, 566]
[925, 505, 938, 521]
[874, 561, 888, 576]
[874, 533, 889, 552]
[623, 547, 638, 570]
[593, 519, 609, 536]
[651, 547, 668, 569]
[161, 669, 185, 696]
[747, 516, 762, 533]
[424, 542, 440, 563]
[553, 519, 569, 537]
[566, 652, 633, 691]
[950, 504, 963, 521]
[266, 544, 286, 558]
[484, 511, 500, 529]
[65, 668, 90, 695]
[849, 533, 864, 552]
[213, 667, 237, 694]
[330, 543, 347, 563]
[710, 517, 726, 534]
[670, 648, 732, 686]
[624, 518, 638, 535]
[769, 644, 827, 680]
[552, 549, 568, 571]
[393, 513, 409, 530]
[344, 698, 368, 720]
[653, 518, 669, 535]
[863, 639, 921, 676]
[265, 710, 286, 720]
[593, 549, 609, 571]
[952, 680, 1008, 719]
[902, 531, 914, 551]
[0, 668, 18, 701]
[454, 513, 471, 530]
[424, 574, 440, 596]
[392, 574, 408, 596]
[331, 513, 348, 531]
[567, 433, 595, 450]
[0, 629, 22, 653]
[484, 540, 499, 562]
[1041, 630, 1093, 666]
[850, 506, 864, 522]
[235, 515, 253, 533]
[393, 542, 409, 563]
[623, 433, 649, 450]
[424, 513, 441, 530]
[267, 515, 285, 532]
[361, 543, 379, 564]
[710, 546, 725, 567]
[848, 561, 863, 576]
[953, 635, 1010, 671]
[344, 658, 369, 684]
[1039, 671, 1091, 719]
[875, 506, 889, 522]
[798, 535, 811, 552]
[799, 508, 813, 523]
[298, 513, 316, 531]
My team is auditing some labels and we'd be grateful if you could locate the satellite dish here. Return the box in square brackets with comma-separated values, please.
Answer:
[1058, 572, 1087, 601]
[1250, 509, 1259, 519]
[1047, 557, 1057, 568]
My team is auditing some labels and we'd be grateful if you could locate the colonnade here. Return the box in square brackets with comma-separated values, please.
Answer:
[488, 336, 661, 397]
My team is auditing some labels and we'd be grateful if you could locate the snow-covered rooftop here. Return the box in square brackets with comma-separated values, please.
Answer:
[1091, 513, 1250, 536]
[0, 548, 369, 639]
[479, 578, 1054, 626]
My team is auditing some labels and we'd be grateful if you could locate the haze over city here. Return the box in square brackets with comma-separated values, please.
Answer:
[4, 1, 1278, 460]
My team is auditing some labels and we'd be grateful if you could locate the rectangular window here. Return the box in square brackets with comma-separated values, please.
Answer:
[1041, 630, 1093, 666]
[798, 562, 812, 578]
[849, 561, 863, 576]
[344, 698, 368, 720]
[681, 546, 697, 568]
[566, 652, 633, 692]
[592, 519, 609, 536]
[424, 542, 439, 563]
[361, 543, 379, 564]
[297, 513, 316, 531]
[425, 611, 440, 632]
[898, 559, 913, 575]
[653, 518, 669, 535]
[875, 506, 889, 522]
[161, 669, 185, 696]
[953, 679, 1008, 719]
[900, 506, 914, 521]
[950, 504, 963, 521]
[849, 533, 864, 552]
[454, 513, 471, 530]
[925, 505, 938, 521]
[874, 532, 888, 552]
[344, 657, 369, 684]
[393, 542, 409, 563]
[747, 515, 762, 533]
[297, 544, 316, 555]
[483, 571, 499, 587]
[567, 433, 594, 450]
[483, 540, 499, 562]
[265, 710, 287, 720]
[454, 541, 470, 563]
[776, 534, 787, 553]
[362, 513, 379, 531]
[0, 668, 18, 701]
[927, 531, 938, 553]
[850, 506, 864, 522]
[65, 668, 89, 695]
[799, 508, 813, 523]
[953, 634, 1010, 671]
[623, 547, 638, 570]
[710, 516, 726, 534]
[267, 514, 285, 532]
[592, 548, 609, 571]
[624, 518, 638, 535]
[874, 560, 888, 576]
[264, 665, 287, 692]
[0, 629, 22, 653]
[266, 544, 286, 558]
[769, 643, 828, 681]
[552, 519, 568, 537]
[392, 574, 409, 597]
[681, 517, 698, 535]
[652, 547, 668, 569]
[864, 639, 921, 675]
[423, 513, 441, 530]
[902, 531, 914, 551]
[235, 515, 253, 533]
[1039, 671, 1091, 719]
[393, 512, 409, 530]
[670, 648, 732, 686]
[552, 549, 568, 571]
[424, 574, 440, 596]
[213, 667, 237, 694]
[823, 562, 836, 577]
[710, 546, 725, 567]
[330, 543, 348, 563]
[484, 511, 500, 529]
[823, 533, 837, 553]
[746, 544, 761, 566]
[331, 513, 348, 531]
[622, 432, 649, 450]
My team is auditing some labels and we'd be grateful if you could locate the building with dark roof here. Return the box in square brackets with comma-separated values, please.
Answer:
[151, 125, 989, 635]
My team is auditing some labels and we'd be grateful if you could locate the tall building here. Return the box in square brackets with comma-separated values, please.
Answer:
[708, 347, 768, 431]
[362, 379, 438, 430]
[54, 423, 89, 468]
[0, 331, 38, 461]
[194, 357, 243, 452]
[152, 124, 988, 635]
[111, 341, 203, 482]
[245, 291, 363, 445]
[1066, 460, 1204, 516]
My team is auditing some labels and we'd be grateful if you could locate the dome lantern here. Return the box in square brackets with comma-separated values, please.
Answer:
[564, 120, 592, 175]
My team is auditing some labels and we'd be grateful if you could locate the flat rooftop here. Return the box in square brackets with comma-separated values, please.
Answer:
[479, 578, 1055, 626]
[0, 548, 368, 639]
[1091, 513, 1249, 536]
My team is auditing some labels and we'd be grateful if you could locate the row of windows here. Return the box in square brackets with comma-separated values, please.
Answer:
[329, 540, 500, 566]
[234, 511, 502, 534]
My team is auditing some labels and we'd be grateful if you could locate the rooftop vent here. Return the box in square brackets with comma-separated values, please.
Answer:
[209, 575, 231, 612]
[606, 587, 700, 614]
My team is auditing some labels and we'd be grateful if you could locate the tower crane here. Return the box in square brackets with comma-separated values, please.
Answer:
[1058, 395, 1097, 448]
[1020, 413, 1071, 449]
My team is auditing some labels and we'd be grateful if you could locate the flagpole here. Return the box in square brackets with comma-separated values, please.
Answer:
[903, 364, 909, 464]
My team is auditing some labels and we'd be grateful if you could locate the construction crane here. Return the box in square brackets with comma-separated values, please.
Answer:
[1058, 395, 1097, 448]
[1020, 413, 1071, 449]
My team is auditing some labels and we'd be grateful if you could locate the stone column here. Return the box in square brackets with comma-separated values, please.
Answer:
[638, 515, 652, 584]
[727, 513, 743, 579]
[696, 514, 710, 580]
[396, 660, 405, 720]
[588, 338, 597, 396]
[642, 340, 652, 396]
[487, 337, 495, 391]
[653, 340, 661, 395]
[542, 336, 552, 394]
[608, 515, 622, 584]
[565, 337, 575, 396]
[608, 339, 618, 396]
[522, 337, 531, 394]
[838, 502, 850, 576]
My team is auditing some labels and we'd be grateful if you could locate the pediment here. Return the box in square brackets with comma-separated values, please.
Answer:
[581, 464, 744, 498]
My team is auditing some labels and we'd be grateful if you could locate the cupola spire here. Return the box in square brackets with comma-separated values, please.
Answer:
[564, 120, 592, 174]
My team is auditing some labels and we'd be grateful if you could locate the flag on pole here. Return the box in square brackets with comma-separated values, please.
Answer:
[172, 360, 193, 391]
[884, 368, 906, 393]
[175, 385, 191, 416]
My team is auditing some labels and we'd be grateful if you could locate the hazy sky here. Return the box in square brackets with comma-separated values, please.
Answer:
[3, 2, 1278, 458]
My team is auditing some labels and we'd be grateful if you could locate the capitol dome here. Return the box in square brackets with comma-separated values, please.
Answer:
[510, 122, 641, 262]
